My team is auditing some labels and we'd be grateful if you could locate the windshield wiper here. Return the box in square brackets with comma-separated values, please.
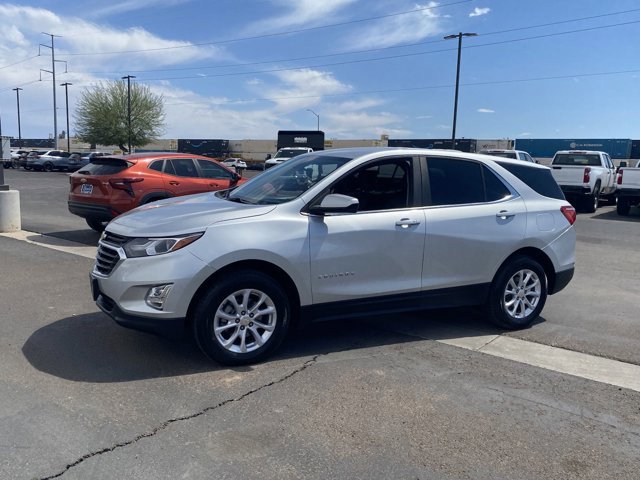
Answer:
[227, 197, 255, 205]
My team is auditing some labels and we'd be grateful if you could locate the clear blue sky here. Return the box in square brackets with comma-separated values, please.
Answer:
[1, 0, 639, 141]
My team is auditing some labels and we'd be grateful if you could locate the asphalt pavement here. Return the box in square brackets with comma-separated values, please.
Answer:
[1, 167, 639, 479]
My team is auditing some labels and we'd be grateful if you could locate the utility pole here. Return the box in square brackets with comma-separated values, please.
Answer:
[443, 32, 477, 149]
[61, 82, 72, 152]
[12, 88, 23, 148]
[122, 75, 136, 154]
[41, 33, 62, 149]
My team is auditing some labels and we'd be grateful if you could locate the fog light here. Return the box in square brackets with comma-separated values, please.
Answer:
[145, 284, 173, 310]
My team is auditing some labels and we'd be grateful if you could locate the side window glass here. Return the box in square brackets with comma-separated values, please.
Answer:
[483, 166, 511, 202]
[427, 157, 484, 206]
[197, 159, 231, 179]
[330, 157, 413, 212]
[149, 160, 163, 172]
[169, 158, 198, 177]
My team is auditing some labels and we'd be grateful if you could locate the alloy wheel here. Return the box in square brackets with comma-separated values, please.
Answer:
[502, 268, 541, 319]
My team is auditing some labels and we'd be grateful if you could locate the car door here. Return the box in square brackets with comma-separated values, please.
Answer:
[421, 156, 527, 291]
[196, 158, 236, 191]
[602, 154, 616, 194]
[309, 156, 426, 306]
[161, 158, 212, 196]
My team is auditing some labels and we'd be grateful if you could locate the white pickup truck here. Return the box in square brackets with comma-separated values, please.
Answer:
[615, 160, 640, 216]
[550, 150, 617, 213]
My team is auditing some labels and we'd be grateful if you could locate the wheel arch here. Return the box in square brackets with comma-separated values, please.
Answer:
[139, 191, 173, 205]
[494, 247, 556, 293]
[186, 259, 302, 329]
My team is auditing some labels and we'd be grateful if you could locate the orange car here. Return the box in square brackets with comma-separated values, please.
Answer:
[68, 152, 247, 231]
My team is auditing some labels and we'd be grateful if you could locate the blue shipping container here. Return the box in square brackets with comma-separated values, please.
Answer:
[514, 139, 632, 159]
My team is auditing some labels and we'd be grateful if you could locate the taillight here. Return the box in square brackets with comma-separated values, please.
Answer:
[561, 205, 576, 225]
[582, 167, 591, 184]
[617, 169, 623, 185]
[109, 177, 144, 196]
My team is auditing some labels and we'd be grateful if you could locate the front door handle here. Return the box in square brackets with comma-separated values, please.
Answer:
[396, 218, 421, 228]
[169, 181, 180, 186]
[496, 210, 515, 219]
[209, 183, 219, 187]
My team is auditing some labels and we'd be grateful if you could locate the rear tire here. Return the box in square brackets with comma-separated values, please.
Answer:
[583, 185, 599, 213]
[486, 256, 547, 330]
[192, 270, 291, 365]
[86, 217, 108, 232]
[616, 198, 630, 216]
[43, 162, 53, 172]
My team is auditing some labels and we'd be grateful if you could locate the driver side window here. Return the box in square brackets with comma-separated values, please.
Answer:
[330, 157, 413, 212]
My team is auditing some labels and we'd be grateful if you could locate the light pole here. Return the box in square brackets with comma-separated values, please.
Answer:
[12, 88, 23, 148]
[60, 82, 72, 152]
[306, 109, 320, 131]
[122, 75, 136, 154]
[443, 32, 477, 149]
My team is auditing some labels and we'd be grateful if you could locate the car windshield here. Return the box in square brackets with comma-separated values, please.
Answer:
[273, 149, 307, 159]
[226, 153, 355, 205]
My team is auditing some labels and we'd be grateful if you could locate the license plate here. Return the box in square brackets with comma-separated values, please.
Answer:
[80, 184, 93, 194]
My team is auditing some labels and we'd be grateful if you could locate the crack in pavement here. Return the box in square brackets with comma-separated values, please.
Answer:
[39, 355, 320, 480]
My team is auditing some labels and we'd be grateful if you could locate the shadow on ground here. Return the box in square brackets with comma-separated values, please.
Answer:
[23, 307, 517, 383]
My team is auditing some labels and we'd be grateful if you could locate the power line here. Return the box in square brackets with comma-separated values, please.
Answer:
[58, 0, 472, 56]
[136, 19, 640, 82]
[162, 68, 640, 106]
[84, 7, 640, 76]
[0, 54, 41, 71]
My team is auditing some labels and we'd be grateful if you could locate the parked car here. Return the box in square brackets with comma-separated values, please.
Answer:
[615, 159, 640, 215]
[21, 150, 47, 170]
[66, 153, 83, 171]
[68, 152, 247, 232]
[90, 147, 576, 365]
[27, 150, 74, 171]
[9, 149, 30, 168]
[550, 150, 617, 212]
[222, 158, 247, 170]
[264, 147, 314, 169]
[479, 149, 537, 163]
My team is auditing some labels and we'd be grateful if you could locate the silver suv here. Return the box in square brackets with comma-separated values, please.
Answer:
[91, 148, 576, 365]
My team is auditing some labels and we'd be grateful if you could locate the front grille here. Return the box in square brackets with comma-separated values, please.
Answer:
[95, 232, 129, 275]
[102, 232, 128, 248]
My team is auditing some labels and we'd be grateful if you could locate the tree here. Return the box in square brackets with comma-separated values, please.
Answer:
[75, 80, 165, 152]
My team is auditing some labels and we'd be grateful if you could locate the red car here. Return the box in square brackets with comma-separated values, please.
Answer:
[68, 152, 247, 231]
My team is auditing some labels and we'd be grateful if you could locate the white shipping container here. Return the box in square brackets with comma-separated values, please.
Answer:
[477, 139, 514, 151]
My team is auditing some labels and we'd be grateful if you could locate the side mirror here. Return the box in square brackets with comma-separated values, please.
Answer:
[308, 194, 359, 215]
[265, 154, 272, 160]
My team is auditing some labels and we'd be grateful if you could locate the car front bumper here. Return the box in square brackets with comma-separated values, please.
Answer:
[90, 246, 216, 334]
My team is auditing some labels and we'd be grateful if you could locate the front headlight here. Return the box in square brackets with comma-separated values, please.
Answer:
[123, 232, 204, 258]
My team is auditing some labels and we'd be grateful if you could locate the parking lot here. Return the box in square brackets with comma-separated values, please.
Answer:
[1, 167, 639, 479]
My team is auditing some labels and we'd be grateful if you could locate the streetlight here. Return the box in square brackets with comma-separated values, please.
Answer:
[122, 75, 136, 154]
[61, 82, 72, 152]
[443, 32, 477, 149]
[12, 87, 23, 148]
[306, 108, 320, 131]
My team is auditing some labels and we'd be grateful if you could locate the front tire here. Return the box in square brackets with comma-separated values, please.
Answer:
[192, 270, 291, 365]
[86, 217, 108, 232]
[486, 256, 547, 329]
[43, 162, 54, 172]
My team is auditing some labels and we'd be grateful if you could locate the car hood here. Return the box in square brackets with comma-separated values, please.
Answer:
[107, 193, 276, 237]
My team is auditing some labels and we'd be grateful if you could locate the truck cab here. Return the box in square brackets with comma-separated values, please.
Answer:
[264, 147, 313, 169]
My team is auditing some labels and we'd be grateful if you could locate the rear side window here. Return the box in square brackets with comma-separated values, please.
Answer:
[428, 158, 487, 205]
[496, 161, 565, 200]
[76, 158, 132, 175]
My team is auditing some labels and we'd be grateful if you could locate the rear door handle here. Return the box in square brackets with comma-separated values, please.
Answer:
[169, 181, 180, 185]
[496, 210, 515, 219]
[209, 183, 219, 187]
[396, 218, 421, 228]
